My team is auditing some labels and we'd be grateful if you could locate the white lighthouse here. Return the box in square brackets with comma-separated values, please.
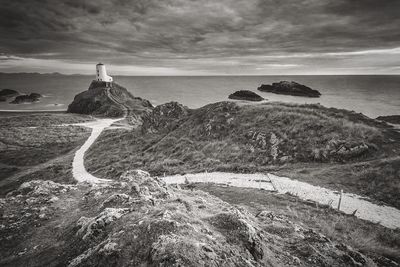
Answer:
[96, 63, 113, 82]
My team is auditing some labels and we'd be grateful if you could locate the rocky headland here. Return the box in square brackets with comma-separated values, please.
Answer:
[67, 81, 153, 118]
[257, 81, 321, 97]
[10, 93, 42, 104]
[228, 90, 264, 101]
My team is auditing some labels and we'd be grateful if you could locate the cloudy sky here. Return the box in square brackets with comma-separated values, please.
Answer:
[1, 0, 399, 75]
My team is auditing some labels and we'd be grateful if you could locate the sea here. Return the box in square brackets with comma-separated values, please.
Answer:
[0, 74, 399, 118]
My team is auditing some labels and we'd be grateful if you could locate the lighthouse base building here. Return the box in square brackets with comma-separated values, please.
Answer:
[96, 63, 113, 87]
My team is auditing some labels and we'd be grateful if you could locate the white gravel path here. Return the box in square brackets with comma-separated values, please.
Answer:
[71, 119, 121, 184]
[163, 172, 400, 229]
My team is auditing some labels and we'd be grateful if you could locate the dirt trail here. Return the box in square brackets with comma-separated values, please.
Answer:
[71, 88, 133, 183]
[71, 119, 121, 183]
[163, 172, 400, 229]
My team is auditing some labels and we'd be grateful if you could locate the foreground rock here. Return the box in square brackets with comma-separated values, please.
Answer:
[67, 81, 153, 117]
[376, 115, 400, 125]
[258, 81, 321, 97]
[229, 90, 264, 102]
[1, 170, 390, 266]
[10, 93, 42, 104]
[0, 89, 19, 101]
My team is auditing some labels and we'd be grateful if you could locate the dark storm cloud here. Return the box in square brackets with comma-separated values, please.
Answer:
[0, 0, 399, 74]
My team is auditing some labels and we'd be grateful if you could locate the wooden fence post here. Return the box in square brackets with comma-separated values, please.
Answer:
[338, 189, 343, 211]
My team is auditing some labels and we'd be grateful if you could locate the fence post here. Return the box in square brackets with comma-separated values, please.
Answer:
[338, 189, 343, 211]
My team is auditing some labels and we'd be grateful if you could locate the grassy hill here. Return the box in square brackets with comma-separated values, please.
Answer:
[86, 101, 400, 208]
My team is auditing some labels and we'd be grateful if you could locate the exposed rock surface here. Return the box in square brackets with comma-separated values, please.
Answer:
[0, 170, 390, 266]
[10, 93, 42, 104]
[0, 89, 19, 101]
[67, 81, 153, 117]
[376, 115, 400, 125]
[258, 81, 321, 97]
[228, 90, 264, 101]
[141, 101, 190, 133]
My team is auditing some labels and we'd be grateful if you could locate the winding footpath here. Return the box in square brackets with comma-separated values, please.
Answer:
[71, 86, 130, 183]
[70, 123, 400, 229]
[163, 172, 400, 229]
[71, 119, 121, 183]
[66, 88, 400, 229]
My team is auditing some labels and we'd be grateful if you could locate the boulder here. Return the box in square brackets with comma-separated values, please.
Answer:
[228, 90, 264, 101]
[10, 93, 42, 104]
[258, 81, 321, 97]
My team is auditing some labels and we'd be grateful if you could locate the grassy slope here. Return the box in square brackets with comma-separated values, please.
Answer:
[86, 101, 400, 208]
[0, 112, 92, 195]
[193, 183, 400, 263]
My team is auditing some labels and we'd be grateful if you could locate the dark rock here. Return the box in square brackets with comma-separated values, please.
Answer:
[258, 81, 321, 97]
[228, 90, 264, 101]
[376, 115, 400, 125]
[0, 89, 19, 99]
[141, 101, 190, 133]
[67, 80, 153, 117]
[10, 93, 42, 104]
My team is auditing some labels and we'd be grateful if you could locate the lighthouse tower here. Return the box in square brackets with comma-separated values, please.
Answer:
[96, 63, 113, 82]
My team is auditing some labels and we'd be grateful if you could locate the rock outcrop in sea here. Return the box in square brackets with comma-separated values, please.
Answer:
[258, 81, 321, 97]
[376, 115, 400, 125]
[67, 81, 153, 117]
[10, 93, 42, 104]
[228, 90, 264, 101]
[0, 89, 19, 102]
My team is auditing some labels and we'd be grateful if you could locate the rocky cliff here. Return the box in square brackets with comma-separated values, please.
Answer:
[67, 81, 153, 117]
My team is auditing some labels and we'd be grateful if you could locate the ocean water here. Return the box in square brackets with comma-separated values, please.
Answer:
[0, 74, 399, 118]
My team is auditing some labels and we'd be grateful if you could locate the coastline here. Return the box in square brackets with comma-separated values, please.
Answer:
[0, 109, 67, 113]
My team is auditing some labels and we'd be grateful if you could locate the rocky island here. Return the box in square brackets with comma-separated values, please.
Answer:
[376, 115, 400, 125]
[228, 90, 264, 101]
[67, 80, 153, 118]
[0, 89, 19, 102]
[258, 81, 321, 97]
[10, 93, 42, 104]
